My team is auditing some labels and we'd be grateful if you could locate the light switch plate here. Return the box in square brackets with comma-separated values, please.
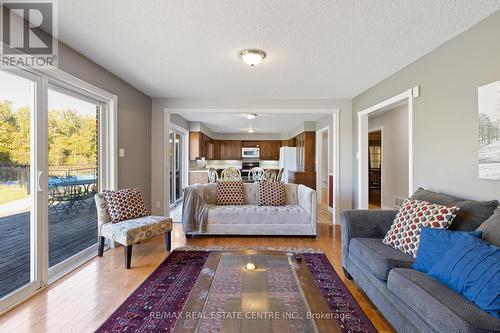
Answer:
[119, 148, 125, 157]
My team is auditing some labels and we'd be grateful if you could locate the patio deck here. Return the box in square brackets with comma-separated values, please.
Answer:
[0, 204, 97, 299]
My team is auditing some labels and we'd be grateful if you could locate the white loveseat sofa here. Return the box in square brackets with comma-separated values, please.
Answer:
[182, 183, 316, 236]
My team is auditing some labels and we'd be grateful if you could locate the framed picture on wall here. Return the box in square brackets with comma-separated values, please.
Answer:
[478, 80, 500, 180]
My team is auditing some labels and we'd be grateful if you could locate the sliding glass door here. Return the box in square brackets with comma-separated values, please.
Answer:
[0, 67, 113, 312]
[47, 85, 100, 273]
[0, 70, 41, 301]
[169, 129, 185, 206]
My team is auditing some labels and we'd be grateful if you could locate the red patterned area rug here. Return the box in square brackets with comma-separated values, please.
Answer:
[96, 249, 377, 333]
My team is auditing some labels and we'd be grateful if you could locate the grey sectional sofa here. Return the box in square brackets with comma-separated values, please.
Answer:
[341, 189, 500, 333]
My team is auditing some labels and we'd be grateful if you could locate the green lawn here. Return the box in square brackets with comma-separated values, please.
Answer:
[0, 185, 29, 205]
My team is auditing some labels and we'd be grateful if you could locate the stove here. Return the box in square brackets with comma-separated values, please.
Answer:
[241, 160, 260, 179]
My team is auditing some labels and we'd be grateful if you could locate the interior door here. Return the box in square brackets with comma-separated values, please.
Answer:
[0, 69, 43, 308]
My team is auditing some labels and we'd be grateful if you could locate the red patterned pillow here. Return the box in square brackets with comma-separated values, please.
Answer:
[216, 181, 244, 205]
[103, 188, 149, 223]
[383, 199, 460, 257]
[258, 181, 285, 206]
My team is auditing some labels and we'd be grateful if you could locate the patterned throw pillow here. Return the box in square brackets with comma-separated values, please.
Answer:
[383, 199, 460, 257]
[103, 188, 149, 223]
[216, 181, 244, 205]
[258, 181, 285, 206]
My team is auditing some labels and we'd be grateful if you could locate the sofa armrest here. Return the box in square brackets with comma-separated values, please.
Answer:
[297, 185, 317, 234]
[340, 209, 398, 268]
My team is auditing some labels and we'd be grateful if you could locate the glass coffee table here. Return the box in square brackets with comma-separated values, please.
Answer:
[173, 250, 340, 333]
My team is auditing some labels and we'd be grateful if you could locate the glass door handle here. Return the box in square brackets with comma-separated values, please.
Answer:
[37, 171, 43, 192]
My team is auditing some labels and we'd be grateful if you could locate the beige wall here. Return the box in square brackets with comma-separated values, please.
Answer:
[58, 43, 152, 207]
[353, 11, 500, 205]
[368, 105, 409, 208]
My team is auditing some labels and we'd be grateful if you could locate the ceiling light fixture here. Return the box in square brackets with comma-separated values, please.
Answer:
[248, 128, 255, 133]
[246, 113, 257, 120]
[239, 49, 266, 66]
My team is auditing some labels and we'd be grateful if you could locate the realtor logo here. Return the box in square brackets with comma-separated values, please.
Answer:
[1, 0, 58, 68]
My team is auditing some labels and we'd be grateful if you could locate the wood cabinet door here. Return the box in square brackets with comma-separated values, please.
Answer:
[220, 141, 242, 159]
[189, 131, 202, 160]
[270, 141, 281, 160]
[259, 141, 270, 160]
[259, 141, 281, 160]
[231, 141, 242, 159]
[213, 140, 220, 160]
[203, 134, 215, 160]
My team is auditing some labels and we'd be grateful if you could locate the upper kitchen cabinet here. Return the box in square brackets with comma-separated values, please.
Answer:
[259, 141, 281, 160]
[189, 131, 203, 160]
[242, 141, 259, 148]
[189, 131, 217, 160]
[220, 140, 242, 160]
[203, 134, 215, 160]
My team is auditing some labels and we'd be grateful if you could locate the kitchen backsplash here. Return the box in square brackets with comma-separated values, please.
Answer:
[205, 160, 242, 169]
[189, 160, 279, 170]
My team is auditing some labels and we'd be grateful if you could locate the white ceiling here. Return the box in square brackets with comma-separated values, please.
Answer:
[58, 1, 500, 99]
[177, 112, 325, 134]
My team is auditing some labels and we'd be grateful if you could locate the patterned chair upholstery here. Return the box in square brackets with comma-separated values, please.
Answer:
[262, 169, 279, 182]
[95, 193, 173, 269]
[249, 167, 264, 182]
[221, 167, 242, 181]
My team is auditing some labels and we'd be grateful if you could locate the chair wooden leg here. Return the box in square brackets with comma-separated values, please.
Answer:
[165, 231, 172, 251]
[125, 245, 133, 269]
[98, 236, 105, 257]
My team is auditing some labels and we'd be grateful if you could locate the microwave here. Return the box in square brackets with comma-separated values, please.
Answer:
[242, 147, 260, 158]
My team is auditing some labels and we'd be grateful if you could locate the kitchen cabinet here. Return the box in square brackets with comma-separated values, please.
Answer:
[203, 135, 214, 160]
[295, 132, 315, 172]
[280, 138, 296, 147]
[288, 171, 316, 190]
[190, 131, 218, 160]
[189, 131, 203, 160]
[212, 140, 220, 160]
[242, 141, 259, 148]
[220, 140, 242, 160]
[259, 141, 281, 160]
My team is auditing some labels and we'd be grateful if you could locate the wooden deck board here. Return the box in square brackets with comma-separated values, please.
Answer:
[0, 204, 97, 298]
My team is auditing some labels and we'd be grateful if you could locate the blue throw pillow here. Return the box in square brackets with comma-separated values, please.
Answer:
[428, 234, 500, 318]
[412, 228, 482, 273]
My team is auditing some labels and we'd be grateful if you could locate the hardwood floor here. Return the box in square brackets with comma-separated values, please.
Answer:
[0, 221, 395, 333]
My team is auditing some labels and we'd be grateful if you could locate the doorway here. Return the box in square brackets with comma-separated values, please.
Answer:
[368, 130, 382, 209]
[169, 127, 186, 207]
[316, 127, 329, 206]
[358, 88, 415, 209]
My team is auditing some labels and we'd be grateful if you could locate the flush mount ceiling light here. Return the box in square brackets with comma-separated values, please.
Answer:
[239, 49, 266, 66]
[246, 113, 257, 119]
[248, 128, 255, 133]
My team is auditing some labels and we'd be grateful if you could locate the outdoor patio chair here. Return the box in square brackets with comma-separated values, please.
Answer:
[95, 190, 172, 269]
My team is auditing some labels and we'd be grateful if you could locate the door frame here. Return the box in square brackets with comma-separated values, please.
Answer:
[357, 88, 417, 209]
[315, 126, 329, 207]
[0, 66, 118, 315]
[168, 122, 188, 208]
[162, 108, 341, 224]
[367, 126, 384, 208]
